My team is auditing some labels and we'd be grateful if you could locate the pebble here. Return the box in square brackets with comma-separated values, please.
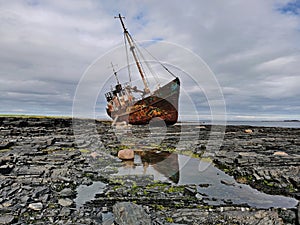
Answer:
[273, 151, 288, 156]
[221, 179, 235, 186]
[244, 129, 253, 133]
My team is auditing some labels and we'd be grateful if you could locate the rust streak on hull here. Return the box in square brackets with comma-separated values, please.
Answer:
[108, 78, 180, 125]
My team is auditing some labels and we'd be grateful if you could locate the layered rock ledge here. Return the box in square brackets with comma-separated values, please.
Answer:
[0, 116, 299, 225]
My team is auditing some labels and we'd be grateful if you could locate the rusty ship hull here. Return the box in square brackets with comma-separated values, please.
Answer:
[107, 78, 180, 125]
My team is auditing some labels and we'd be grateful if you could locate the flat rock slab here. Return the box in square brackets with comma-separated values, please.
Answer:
[16, 166, 45, 176]
[58, 198, 73, 207]
[113, 202, 151, 225]
[0, 215, 15, 224]
[28, 202, 43, 211]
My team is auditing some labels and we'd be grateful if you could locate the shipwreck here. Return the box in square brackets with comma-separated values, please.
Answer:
[105, 14, 180, 125]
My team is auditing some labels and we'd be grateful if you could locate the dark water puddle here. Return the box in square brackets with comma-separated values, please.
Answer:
[116, 153, 298, 209]
[75, 181, 106, 208]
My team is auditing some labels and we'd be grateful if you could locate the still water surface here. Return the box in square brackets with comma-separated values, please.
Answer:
[75, 121, 299, 209]
[116, 153, 298, 209]
[186, 120, 300, 128]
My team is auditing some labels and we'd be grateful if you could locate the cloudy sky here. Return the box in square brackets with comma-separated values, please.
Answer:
[1, 0, 300, 121]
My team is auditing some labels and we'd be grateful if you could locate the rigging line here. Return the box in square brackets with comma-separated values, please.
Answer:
[136, 44, 160, 86]
[133, 38, 160, 85]
[130, 36, 160, 85]
[136, 39, 177, 78]
[129, 34, 151, 87]
[124, 33, 132, 83]
[136, 49, 150, 87]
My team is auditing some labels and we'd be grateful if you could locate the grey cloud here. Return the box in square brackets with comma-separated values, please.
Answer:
[0, 0, 299, 120]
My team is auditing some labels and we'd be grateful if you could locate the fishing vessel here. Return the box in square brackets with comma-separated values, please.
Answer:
[105, 14, 180, 125]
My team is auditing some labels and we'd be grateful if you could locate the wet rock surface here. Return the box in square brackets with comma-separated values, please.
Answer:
[214, 126, 300, 200]
[0, 116, 299, 224]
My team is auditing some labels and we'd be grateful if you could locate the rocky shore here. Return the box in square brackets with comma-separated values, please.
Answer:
[0, 116, 299, 225]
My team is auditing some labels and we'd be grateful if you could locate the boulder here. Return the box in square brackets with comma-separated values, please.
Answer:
[244, 129, 253, 133]
[273, 151, 288, 156]
[113, 202, 151, 225]
[118, 149, 134, 160]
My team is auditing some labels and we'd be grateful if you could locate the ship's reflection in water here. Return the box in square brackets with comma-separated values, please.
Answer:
[118, 151, 180, 183]
[116, 151, 298, 209]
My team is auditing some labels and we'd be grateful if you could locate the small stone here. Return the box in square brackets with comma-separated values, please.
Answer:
[273, 151, 288, 156]
[28, 202, 43, 211]
[117, 149, 134, 160]
[244, 129, 253, 133]
[58, 198, 73, 207]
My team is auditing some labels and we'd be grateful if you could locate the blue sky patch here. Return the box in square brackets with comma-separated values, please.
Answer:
[133, 11, 148, 27]
[278, 0, 300, 15]
[26, 0, 39, 7]
[139, 37, 164, 48]
[134, 12, 144, 21]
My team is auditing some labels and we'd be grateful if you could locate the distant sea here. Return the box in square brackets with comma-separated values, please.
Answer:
[180, 120, 300, 128]
[223, 121, 300, 128]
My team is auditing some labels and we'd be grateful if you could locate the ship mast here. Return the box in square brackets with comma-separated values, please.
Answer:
[115, 14, 150, 94]
[110, 62, 120, 85]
